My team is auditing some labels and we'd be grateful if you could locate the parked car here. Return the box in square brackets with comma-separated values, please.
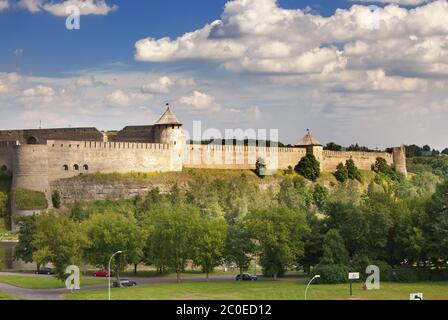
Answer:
[113, 279, 137, 288]
[235, 273, 258, 281]
[36, 267, 53, 275]
[92, 270, 114, 277]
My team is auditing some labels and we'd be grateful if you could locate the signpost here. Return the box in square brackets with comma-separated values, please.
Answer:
[410, 293, 423, 300]
[348, 272, 360, 296]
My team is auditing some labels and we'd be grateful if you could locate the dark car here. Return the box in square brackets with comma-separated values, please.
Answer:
[235, 273, 257, 281]
[36, 267, 53, 275]
[113, 279, 137, 288]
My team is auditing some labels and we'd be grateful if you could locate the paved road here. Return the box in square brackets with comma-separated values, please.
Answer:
[0, 273, 236, 300]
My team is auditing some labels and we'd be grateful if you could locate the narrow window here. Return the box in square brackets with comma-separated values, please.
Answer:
[74, 164, 79, 171]
[63, 165, 69, 171]
[83, 164, 89, 171]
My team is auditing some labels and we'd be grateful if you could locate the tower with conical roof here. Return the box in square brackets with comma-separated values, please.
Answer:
[295, 129, 324, 166]
[154, 104, 185, 170]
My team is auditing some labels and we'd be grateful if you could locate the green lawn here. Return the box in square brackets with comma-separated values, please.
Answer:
[64, 279, 448, 300]
[0, 291, 20, 300]
[0, 275, 107, 289]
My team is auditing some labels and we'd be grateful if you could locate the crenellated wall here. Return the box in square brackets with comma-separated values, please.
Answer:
[183, 144, 307, 170]
[46, 140, 182, 182]
[321, 150, 394, 172]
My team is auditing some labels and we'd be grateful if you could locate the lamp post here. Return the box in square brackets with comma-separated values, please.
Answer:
[304, 275, 320, 300]
[108, 250, 123, 301]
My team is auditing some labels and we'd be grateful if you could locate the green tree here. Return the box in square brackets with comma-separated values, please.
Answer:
[245, 206, 308, 280]
[295, 154, 320, 181]
[277, 177, 312, 212]
[51, 191, 61, 209]
[14, 215, 37, 264]
[84, 213, 144, 283]
[442, 148, 448, 156]
[334, 163, 348, 183]
[195, 217, 228, 280]
[143, 203, 202, 282]
[345, 159, 362, 182]
[423, 180, 448, 266]
[312, 184, 329, 211]
[33, 212, 85, 280]
[312, 229, 350, 283]
[224, 223, 256, 277]
[324, 142, 342, 151]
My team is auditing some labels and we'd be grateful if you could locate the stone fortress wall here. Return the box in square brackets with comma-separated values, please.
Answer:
[0, 106, 407, 228]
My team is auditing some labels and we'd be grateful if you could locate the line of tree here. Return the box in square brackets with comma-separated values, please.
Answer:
[14, 159, 448, 284]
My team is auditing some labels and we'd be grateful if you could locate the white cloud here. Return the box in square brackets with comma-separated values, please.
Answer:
[0, 0, 9, 11]
[0, 72, 19, 94]
[103, 89, 150, 108]
[20, 85, 58, 104]
[134, 0, 448, 83]
[353, 0, 430, 5]
[179, 91, 222, 112]
[141, 76, 173, 94]
[18, 0, 117, 16]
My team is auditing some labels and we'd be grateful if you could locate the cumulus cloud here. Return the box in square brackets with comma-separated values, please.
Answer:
[18, 0, 117, 16]
[179, 91, 222, 112]
[20, 85, 59, 104]
[0, 0, 9, 11]
[353, 0, 430, 5]
[0, 72, 19, 94]
[134, 0, 448, 85]
[103, 89, 150, 108]
[141, 76, 173, 94]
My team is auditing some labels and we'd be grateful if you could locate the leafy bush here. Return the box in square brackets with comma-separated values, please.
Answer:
[255, 157, 267, 178]
[295, 154, 320, 181]
[371, 260, 393, 281]
[312, 264, 349, 284]
[13, 188, 48, 210]
[334, 163, 348, 183]
[346, 159, 362, 182]
[51, 191, 61, 209]
[391, 267, 419, 283]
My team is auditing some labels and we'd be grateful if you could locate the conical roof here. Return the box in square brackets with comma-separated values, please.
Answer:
[155, 105, 182, 125]
[296, 130, 322, 146]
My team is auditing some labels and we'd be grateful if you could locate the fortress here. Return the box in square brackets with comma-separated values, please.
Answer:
[0, 106, 407, 227]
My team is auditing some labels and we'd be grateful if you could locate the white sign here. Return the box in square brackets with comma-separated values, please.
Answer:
[348, 272, 360, 280]
[410, 293, 423, 300]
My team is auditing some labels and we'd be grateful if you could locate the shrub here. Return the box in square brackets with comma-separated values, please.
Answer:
[346, 159, 362, 182]
[13, 188, 48, 210]
[391, 267, 419, 283]
[51, 191, 61, 209]
[371, 260, 393, 282]
[312, 264, 349, 284]
[334, 163, 348, 183]
[295, 154, 320, 181]
[255, 157, 267, 178]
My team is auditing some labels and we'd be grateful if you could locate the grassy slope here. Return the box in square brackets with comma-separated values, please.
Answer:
[65, 280, 448, 300]
[0, 275, 106, 289]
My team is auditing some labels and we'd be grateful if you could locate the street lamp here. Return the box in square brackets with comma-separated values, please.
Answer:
[108, 250, 123, 301]
[304, 275, 320, 300]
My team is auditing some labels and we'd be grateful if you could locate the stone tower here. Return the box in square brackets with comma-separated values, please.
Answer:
[295, 130, 323, 165]
[154, 105, 185, 171]
[393, 145, 407, 177]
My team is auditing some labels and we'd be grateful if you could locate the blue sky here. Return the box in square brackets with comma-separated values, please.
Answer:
[1, 0, 447, 150]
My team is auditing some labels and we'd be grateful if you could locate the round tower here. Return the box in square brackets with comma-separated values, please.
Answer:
[154, 104, 185, 171]
[393, 145, 407, 177]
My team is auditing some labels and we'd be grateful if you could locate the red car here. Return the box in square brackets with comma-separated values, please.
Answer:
[92, 270, 114, 277]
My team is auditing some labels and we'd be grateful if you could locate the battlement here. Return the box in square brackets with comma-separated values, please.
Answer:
[187, 144, 305, 154]
[46, 140, 170, 150]
[322, 150, 393, 159]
